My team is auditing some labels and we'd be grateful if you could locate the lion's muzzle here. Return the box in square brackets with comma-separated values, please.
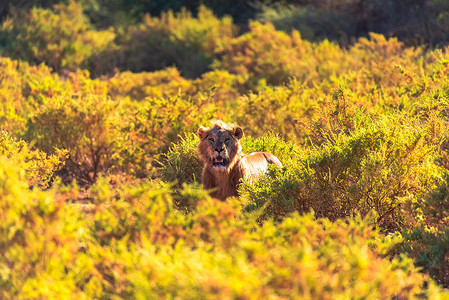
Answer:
[212, 155, 228, 169]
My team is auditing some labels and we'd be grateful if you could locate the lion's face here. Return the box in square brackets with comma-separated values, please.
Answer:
[197, 121, 243, 172]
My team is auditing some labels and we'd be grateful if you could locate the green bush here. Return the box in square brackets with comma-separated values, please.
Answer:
[214, 21, 312, 87]
[0, 130, 67, 187]
[0, 3, 116, 73]
[0, 157, 87, 299]
[193, 69, 246, 102]
[213, 21, 351, 90]
[84, 182, 446, 298]
[256, 3, 349, 42]
[0, 158, 444, 298]
[401, 225, 449, 288]
[114, 92, 217, 179]
[114, 5, 235, 78]
[55, 175, 448, 298]
[400, 171, 449, 287]
[0, 56, 70, 136]
[25, 87, 118, 185]
[159, 133, 203, 187]
[348, 33, 424, 91]
[229, 79, 326, 141]
[241, 106, 440, 231]
[105, 67, 193, 101]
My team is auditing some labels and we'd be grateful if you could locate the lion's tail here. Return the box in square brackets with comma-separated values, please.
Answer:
[261, 152, 283, 169]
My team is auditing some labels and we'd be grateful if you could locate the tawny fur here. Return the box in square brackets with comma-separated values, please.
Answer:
[197, 120, 282, 200]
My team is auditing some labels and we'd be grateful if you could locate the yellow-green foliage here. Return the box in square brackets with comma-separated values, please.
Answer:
[214, 21, 351, 89]
[215, 22, 314, 87]
[0, 161, 443, 298]
[241, 113, 440, 227]
[116, 5, 235, 77]
[349, 33, 424, 90]
[0, 56, 70, 135]
[0, 131, 66, 188]
[0, 158, 85, 298]
[231, 78, 326, 141]
[25, 74, 117, 185]
[0, 3, 115, 72]
[105, 67, 193, 101]
[3, 3, 449, 294]
[159, 133, 203, 187]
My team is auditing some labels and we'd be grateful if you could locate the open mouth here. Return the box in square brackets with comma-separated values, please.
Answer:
[212, 156, 228, 168]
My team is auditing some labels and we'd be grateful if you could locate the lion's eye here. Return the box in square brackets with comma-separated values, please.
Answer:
[224, 138, 230, 144]
[208, 138, 214, 143]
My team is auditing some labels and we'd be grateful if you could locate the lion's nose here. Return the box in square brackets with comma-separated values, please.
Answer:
[215, 147, 224, 153]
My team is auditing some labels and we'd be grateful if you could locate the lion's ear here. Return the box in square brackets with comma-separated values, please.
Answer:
[234, 126, 243, 140]
[197, 126, 209, 140]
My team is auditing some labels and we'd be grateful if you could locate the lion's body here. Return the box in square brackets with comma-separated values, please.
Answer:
[197, 120, 282, 200]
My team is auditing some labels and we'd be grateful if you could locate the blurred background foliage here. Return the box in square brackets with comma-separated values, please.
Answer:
[1, 0, 449, 45]
[0, 0, 449, 78]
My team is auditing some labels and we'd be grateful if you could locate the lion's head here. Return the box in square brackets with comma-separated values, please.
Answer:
[197, 120, 243, 173]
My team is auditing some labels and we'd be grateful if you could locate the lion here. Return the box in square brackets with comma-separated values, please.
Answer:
[197, 120, 282, 200]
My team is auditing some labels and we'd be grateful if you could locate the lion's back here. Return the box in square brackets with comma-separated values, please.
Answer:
[240, 152, 282, 181]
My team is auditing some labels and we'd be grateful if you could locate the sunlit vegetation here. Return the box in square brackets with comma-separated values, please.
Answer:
[1, 2, 449, 297]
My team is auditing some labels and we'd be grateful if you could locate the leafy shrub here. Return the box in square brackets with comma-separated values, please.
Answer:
[86, 183, 445, 299]
[238, 213, 439, 299]
[214, 21, 313, 87]
[139, 0, 257, 25]
[214, 22, 351, 89]
[0, 56, 69, 135]
[60, 176, 446, 298]
[348, 33, 424, 92]
[400, 170, 449, 287]
[0, 3, 116, 73]
[105, 67, 193, 101]
[159, 133, 203, 187]
[229, 79, 326, 141]
[0, 157, 87, 299]
[401, 225, 449, 288]
[25, 87, 118, 185]
[114, 5, 235, 78]
[256, 3, 353, 42]
[193, 69, 245, 102]
[240, 132, 301, 164]
[114, 92, 217, 178]
[0, 130, 66, 187]
[241, 102, 440, 231]
[0, 159, 444, 298]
